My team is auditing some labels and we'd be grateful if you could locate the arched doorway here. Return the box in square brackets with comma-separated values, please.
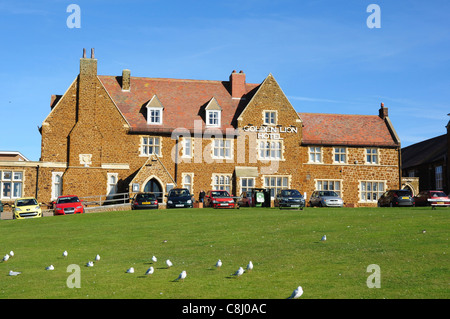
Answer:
[144, 178, 163, 203]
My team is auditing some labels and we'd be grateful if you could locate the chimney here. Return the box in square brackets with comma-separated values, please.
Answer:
[379, 102, 388, 119]
[229, 70, 246, 99]
[80, 47, 97, 77]
[122, 69, 131, 91]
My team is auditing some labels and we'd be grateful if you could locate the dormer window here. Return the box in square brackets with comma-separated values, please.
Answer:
[205, 97, 222, 127]
[145, 95, 164, 125]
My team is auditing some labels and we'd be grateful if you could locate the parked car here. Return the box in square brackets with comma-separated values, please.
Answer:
[53, 195, 85, 215]
[377, 190, 415, 207]
[131, 192, 158, 210]
[166, 188, 193, 208]
[0, 200, 3, 213]
[309, 191, 344, 207]
[274, 189, 305, 210]
[414, 190, 450, 206]
[12, 197, 42, 219]
[205, 190, 236, 209]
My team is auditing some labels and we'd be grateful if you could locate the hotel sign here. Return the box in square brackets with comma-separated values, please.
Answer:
[242, 125, 298, 140]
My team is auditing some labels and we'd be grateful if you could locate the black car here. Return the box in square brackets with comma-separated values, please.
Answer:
[166, 188, 193, 208]
[131, 192, 158, 210]
[274, 189, 305, 210]
[378, 190, 415, 207]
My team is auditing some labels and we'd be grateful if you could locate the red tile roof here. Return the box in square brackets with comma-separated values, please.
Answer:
[299, 113, 398, 147]
[98, 75, 259, 134]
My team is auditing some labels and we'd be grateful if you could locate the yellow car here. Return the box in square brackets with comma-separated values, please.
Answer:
[12, 197, 42, 219]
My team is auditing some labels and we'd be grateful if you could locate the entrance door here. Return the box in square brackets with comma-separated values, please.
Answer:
[144, 178, 163, 203]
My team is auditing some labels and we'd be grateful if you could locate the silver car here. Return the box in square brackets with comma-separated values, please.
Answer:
[309, 191, 343, 207]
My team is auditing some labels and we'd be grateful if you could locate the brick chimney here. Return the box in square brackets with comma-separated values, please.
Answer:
[379, 102, 388, 119]
[122, 69, 131, 91]
[229, 70, 246, 99]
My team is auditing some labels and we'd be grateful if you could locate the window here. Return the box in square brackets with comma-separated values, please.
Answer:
[206, 110, 221, 127]
[182, 173, 193, 192]
[107, 173, 118, 197]
[212, 174, 232, 193]
[147, 108, 162, 124]
[435, 166, 443, 190]
[316, 180, 342, 197]
[264, 111, 277, 125]
[309, 146, 322, 163]
[240, 177, 255, 193]
[264, 176, 289, 197]
[181, 138, 192, 158]
[366, 148, 378, 164]
[141, 137, 161, 156]
[360, 181, 385, 202]
[1, 170, 22, 200]
[212, 139, 232, 159]
[52, 172, 63, 200]
[259, 141, 282, 160]
[334, 147, 346, 163]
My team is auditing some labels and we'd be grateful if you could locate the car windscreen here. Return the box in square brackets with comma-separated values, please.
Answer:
[281, 190, 302, 197]
[431, 192, 447, 197]
[17, 198, 38, 207]
[319, 191, 338, 197]
[211, 191, 229, 197]
[169, 189, 190, 197]
[136, 194, 156, 200]
[396, 191, 411, 196]
[57, 197, 80, 204]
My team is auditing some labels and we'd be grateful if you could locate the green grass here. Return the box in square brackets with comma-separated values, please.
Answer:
[0, 206, 448, 299]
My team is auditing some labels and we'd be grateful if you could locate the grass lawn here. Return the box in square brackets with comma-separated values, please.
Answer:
[0, 206, 448, 299]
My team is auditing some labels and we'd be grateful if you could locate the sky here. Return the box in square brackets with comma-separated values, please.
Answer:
[0, 0, 449, 161]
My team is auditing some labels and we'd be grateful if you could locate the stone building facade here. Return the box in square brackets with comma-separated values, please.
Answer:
[0, 50, 401, 207]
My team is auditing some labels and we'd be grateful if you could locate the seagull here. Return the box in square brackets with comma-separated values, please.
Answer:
[288, 286, 304, 299]
[166, 259, 173, 268]
[232, 267, 244, 277]
[9, 270, 21, 276]
[2, 254, 10, 262]
[321, 235, 327, 241]
[62, 251, 68, 257]
[46, 265, 54, 270]
[95, 254, 100, 261]
[9, 251, 14, 257]
[86, 261, 94, 267]
[152, 256, 157, 263]
[247, 261, 253, 271]
[175, 270, 187, 281]
[126, 267, 135, 274]
[422, 229, 426, 234]
[145, 267, 154, 275]
[215, 259, 222, 268]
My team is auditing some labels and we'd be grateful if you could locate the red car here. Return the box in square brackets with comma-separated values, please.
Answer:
[54, 195, 85, 215]
[205, 190, 236, 209]
[414, 190, 450, 206]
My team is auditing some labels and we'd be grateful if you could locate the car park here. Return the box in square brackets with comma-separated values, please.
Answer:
[309, 191, 344, 207]
[377, 190, 415, 207]
[205, 190, 236, 209]
[54, 195, 85, 215]
[12, 197, 42, 219]
[131, 192, 158, 210]
[166, 188, 193, 208]
[274, 189, 305, 210]
[414, 190, 450, 206]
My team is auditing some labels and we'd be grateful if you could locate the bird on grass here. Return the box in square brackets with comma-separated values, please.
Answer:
[166, 259, 173, 268]
[2, 254, 10, 262]
[62, 251, 68, 257]
[46, 265, 54, 271]
[215, 259, 222, 269]
[9, 270, 21, 276]
[288, 286, 304, 299]
[321, 235, 327, 241]
[247, 261, 253, 271]
[145, 267, 154, 275]
[232, 267, 244, 277]
[126, 267, 135, 274]
[9, 251, 14, 257]
[152, 256, 157, 263]
[86, 261, 94, 267]
[175, 270, 187, 282]
[95, 254, 101, 261]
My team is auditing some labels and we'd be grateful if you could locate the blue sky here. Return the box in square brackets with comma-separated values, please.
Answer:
[0, 0, 449, 161]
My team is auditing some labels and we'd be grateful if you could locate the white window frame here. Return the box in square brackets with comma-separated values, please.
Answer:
[315, 179, 342, 197]
[51, 172, 63, 201]
[240, 177, 255, 194]
[206, 110, 221, 127]
[212, 174, 232, 193]
[212, 138, 233, 160]
[1, 170, 23, 200]
[182, 173, 194, 193]
[141, 136, 162, 156]
[263, 110, 277, 125]
[147, 107, 163, 125]
[181, 137, 192, 158]
[263, 175, 290, 198]
[258, 140, 283, 160]
[333, 147, 347, 164]
[107, 173, 118, 197]
[359, 181, 386, 203]
[366, 148, 379, 165]
[308, 146, 322, 163]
